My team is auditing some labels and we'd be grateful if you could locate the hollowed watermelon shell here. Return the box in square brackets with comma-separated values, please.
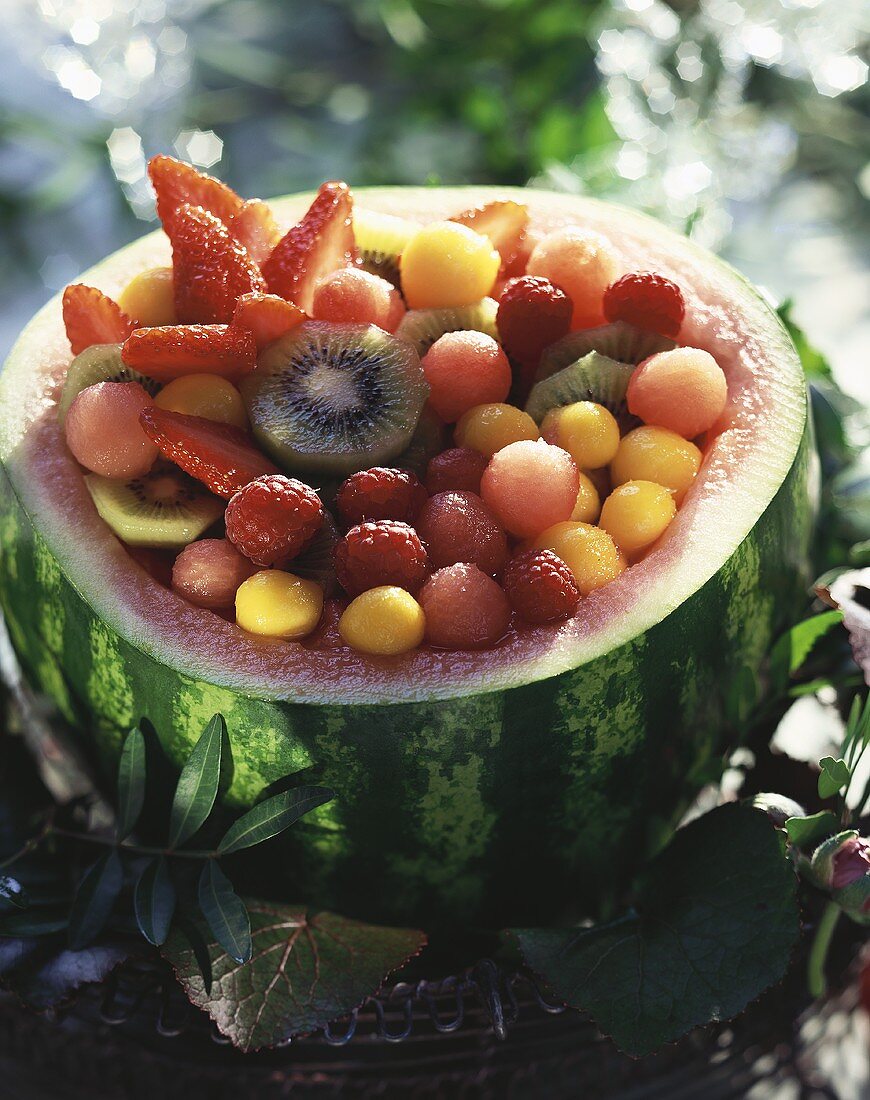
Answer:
[0, 188, 815, 929]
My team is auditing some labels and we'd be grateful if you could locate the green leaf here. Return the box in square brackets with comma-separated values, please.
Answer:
[168, 714, 226, 849]
[162, 902, 426, 1052]
[777, 301, 832, 380]
[0, 876, 28, 910]
[818, 756, 851, 799]
[175, 916, 213, 996]
[0, 909, 68, 936]
[217, 786, 334, 855]
[769, 610, 843, 690]
[785, 811, 841, 849]
[197, 861, 251, 963]
[67, 851, 124, 950]
[513, 803, 799, 1057]
[116, 726, 147, 840]
[134, 857, 176, 946]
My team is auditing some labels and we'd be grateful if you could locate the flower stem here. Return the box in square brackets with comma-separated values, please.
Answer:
[807, 899, 840, 998]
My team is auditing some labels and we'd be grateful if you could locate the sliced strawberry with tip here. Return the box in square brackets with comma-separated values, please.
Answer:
[122, 324, 257, 381]
[139, 406, 279, 499]
[232, 293, 306, 351]
[149, 155, 244, 229]
[262, 181, 356, 313]
[62, 284, 136, 355]
[451, 200, 529, 277]
[226, 199, 281, 266]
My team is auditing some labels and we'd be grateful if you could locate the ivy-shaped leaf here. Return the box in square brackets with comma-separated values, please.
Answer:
[168, 715, 226, 849]
[198, 861, 251, 963]
[217, 786, 334, 855]
[513, 803, 800, 1057]
[785, 811, 840, 849]
[162, 902, 427, 1052]
[116, 726, 147, 841]
[769, 610, 844, 691]
[818, 756, 851, 799]
[134, 857, 176, 946]
[67, 851, 124, 951]
[0, 875, 28, 910]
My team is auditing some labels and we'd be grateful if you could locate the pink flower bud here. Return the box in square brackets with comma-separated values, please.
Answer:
[831, 836, 870, 889]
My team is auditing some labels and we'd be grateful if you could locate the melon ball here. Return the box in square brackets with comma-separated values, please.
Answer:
[610, 425, 701, 503]
[541, 401, 620, 470]
[312, 268, 405, 332]
[418, 563, 511, 649]
[172, 538, 257, 609]
[526, 228, 618, 330]
[627, 347, 727, 438]
[533, 521, 626, 596]
[421, 331, 512, 423]
[416, 490, 508, 576]
[480, 439, 579, 539]
[571, 472, 601, 523]
[65, 381, 158, 479]
[401, 222, 500, 310]
[599, 480, 676, 557]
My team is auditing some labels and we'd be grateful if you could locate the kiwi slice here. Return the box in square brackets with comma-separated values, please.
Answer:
[291, 510, 339, 596]
[536, 322, 676, 383]
[391, 406, 448, 476]
[354, 209, 420, 287]
[241, 321, 428, 480]
[396, 298, 499, 357]
[85, 462, 224, 549]
[525, 351, 639, 432]
[58, 344, 159, 424]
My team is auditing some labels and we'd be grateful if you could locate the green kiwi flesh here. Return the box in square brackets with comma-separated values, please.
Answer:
[85, 463, 224, 549]
[525, 351, 639, 432]
[242, 321, 429, 480]
[535, 322, 676, 383]
[396, 298, 499, 356]
[291, 510, 339, 596]
[58, 344, 160, 424]
[354, 209, 420, 287]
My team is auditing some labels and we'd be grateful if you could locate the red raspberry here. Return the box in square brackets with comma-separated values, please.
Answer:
[602, 272, 685, 338]
[496, 276, 573, 396]
[336, 468, 428, 527]
[425, 448, 488, 496]
[225, 475, 323, 566]
[334, 521, 430, 597]
[503, 549, 580, 624]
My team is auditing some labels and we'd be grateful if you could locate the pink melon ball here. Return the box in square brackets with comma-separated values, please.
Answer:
[421, 331, 512, 423]
[65, 381, 158, 478]
[172, 538, 257, 609]
[480, 439, 579, 539]
[418, 563, 511, 649]
[627, 347, 727, 438]
[312, 268, 405, 332]
[416, 490, 508, 577]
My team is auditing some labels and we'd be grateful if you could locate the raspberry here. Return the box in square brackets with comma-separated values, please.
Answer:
[425, 448, 488, 495]
[225, 475, 323, 566]
[63, 284, 136, 355]
[503, 549, 580, 624]
[496, 276, 572, 397]
[334, 521, 430, 597]
[603, 272, 685, 338]
[336, 468, 428, 526]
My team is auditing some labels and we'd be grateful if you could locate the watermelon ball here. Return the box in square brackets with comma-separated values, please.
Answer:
[425, 447, 489, 496]
[532, 521, 626, 596]
[172, 538, 257, 609]
[503, 549, 580, 624]
[526, 228, 618, 330]
[155, 373, 248, 429]
[418, 563, 511, 649]
[339, 586, 426, 656]
[454, 403, 539, 457]
[400, 221, 500, 310]
[421, 331, 512, 423]
[627, 347, 727, 438]
[416, 490, 508, 576]
[571, 471, 602, 523]
[235, 569, 324, 639]
[312, 268, 405, 333]
[481, 439, 579, 539]
[610, 425, 701, 504]
[599, 480, 676, 558]
[65, 381, 158, 479]
[118, 266, 176, 327]
[542, 401, 620, 470]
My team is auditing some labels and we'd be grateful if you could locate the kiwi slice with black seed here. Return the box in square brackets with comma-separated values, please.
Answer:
[85, 462, 224, 549]
[354, 209, 420, 287]
[58, 344, 159, 424]
[396, 298, 499, 357]
[291, 510, 339, 595]
[525, 351, 639, 432]
[241, 321, 428, 480]
[536, 322, 676, 383]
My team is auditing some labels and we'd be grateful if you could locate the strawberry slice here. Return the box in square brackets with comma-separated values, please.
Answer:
[232, 293, 306, 351]
[262, 181, 356, 313]
[122, 324, 257, 382]
[168, 203, 266, 324]
[139, 406, 279, 498]
[149, 154, 244, 229]
[227, 199, 281, 266]
[62, 284, 136, 355]
[451, 200, 529, 277]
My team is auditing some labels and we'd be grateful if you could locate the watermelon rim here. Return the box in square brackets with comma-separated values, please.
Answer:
[0, 187, 808, 705]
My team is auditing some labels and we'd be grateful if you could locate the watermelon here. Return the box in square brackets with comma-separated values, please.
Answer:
[0, 188, 815, 929]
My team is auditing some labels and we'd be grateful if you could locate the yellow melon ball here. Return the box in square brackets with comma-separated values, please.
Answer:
[571, 472, 601, 523]
[155, 374, 248, 429]
[339, 586, 426, 656]
[610, 426, 701, 503]
[532, 521, 626, 596]
[118, 267, 176, 327]
[235, 570, 323, 639]
[599, 480, 676, 557]
[400, 222, 500, 309]
[454, 403, 539, 457]
[542, 401, 620, 469]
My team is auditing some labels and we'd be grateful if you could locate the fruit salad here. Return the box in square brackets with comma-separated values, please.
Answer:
[58, 157, 728, 659]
